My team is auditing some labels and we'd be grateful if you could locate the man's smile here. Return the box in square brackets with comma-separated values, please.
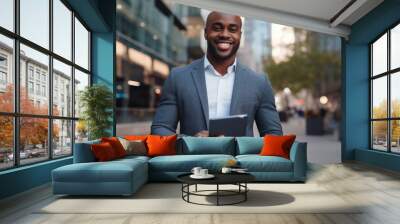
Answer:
[216, 41, 233, 51]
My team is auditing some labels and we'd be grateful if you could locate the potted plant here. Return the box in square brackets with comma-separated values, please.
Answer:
[79, 84, 113, 140]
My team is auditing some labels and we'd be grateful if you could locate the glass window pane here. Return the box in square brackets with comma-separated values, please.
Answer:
[20, 0, 49, 49]
[391, 24, 400, 70]
[372, 33, 387, 76]
[75, 120, 88, 143]
[372, 121, 388, 151]
[74, 69, 89, 118]
[372, 77, 387, 119]
[391, 120, 400, 153]
[391, 72, 400, 118]
[53, 0, 72, 60]
[75, 18, 89, 70]
[53, 119, 72, 158]
[0, 0, 14, 31]
[20, 44, 49, 115]
[0, 35, 14, 112]
[53, 59, 72, 117]
[0, 116, 14, 170]
[20, 117, 49, 165]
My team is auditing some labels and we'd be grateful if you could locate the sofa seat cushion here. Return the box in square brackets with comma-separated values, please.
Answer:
[236, 155, 293, 172]
[149, 154, 235, 172]
[117, 155, 150, 162]
[53, 159, 147, 183]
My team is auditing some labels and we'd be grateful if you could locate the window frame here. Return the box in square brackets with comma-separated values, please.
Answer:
[0, 0, 92, 171]
[370, 21, 400, 154]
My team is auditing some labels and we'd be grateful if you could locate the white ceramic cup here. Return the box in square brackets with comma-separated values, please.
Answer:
[191, 167, 202, 176]
[200, 169, 208, 176]
[221, 167, 232, 174]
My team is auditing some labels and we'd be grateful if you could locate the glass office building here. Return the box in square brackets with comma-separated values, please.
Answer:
[115, 0, 204, 134]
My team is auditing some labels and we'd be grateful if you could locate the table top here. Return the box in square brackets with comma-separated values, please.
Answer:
[177, 172, 255, 185]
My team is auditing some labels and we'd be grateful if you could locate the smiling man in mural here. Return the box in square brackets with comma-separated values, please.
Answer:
[151, 11, 282, 137]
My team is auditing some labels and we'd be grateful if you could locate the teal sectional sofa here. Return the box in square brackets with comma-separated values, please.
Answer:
[52, 137, 307, 196]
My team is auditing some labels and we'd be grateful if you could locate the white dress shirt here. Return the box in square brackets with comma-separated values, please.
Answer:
[204, 56, 237, 119]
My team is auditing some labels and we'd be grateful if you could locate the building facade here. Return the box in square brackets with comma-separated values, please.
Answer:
[0, 41, 75, 159]
[115, 0, 204, 129]
[237, 18, 272, 74]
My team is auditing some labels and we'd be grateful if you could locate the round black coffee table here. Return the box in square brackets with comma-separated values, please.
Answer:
[177, 173, 255, 206]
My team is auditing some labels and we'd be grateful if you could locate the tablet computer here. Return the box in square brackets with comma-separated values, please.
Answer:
[209, 114, 248, 137]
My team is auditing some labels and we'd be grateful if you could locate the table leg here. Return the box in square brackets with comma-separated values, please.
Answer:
[245, 183, 247, 201]
[187, 184, 190, 202]
[217, 184, 219, 206]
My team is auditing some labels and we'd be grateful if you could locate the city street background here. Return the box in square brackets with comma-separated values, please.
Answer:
[114, 0, 342, 166]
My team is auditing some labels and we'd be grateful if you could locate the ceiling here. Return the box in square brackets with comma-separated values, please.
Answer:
[167, 0, 384, 38]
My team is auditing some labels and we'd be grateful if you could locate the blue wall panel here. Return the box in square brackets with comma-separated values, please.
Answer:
[355, 149, 400, 172]
[343, 0, 400, 171]
[0, 158, 72, 199]
[342, 43, 369, 160]
[92, 32, 116, 135]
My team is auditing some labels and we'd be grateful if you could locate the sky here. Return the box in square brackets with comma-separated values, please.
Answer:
[372, 31, 400, 111]
[0, 0, 89, 70]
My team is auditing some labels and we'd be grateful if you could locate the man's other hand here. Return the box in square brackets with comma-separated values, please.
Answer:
[195, 130, 209, 137]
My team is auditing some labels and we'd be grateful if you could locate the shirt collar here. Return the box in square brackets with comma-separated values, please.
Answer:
[204, 56, 237, 75]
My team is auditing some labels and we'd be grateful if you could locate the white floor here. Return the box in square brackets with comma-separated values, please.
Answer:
[2, 163, 400, 224]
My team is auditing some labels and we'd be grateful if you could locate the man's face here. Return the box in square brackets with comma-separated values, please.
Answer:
[204, 12, 242, 60]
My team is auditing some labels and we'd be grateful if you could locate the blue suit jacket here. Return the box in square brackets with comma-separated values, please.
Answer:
[151, 57, 283, 136]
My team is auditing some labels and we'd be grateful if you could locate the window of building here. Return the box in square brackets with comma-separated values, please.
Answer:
[0, 55, 7, 67]
[0, 54, 7, 89]
[28, 81, 34, 94]
[35, 70, 41, 81]
[371, 23, 400, 154]
[0, 71, 7, 86]
[36, 83, 40, 95]
[0, 0, 91, 170]
[28, 67, 34, 80]
[42, 85, 46, 97]
[41, 73, 46, 82]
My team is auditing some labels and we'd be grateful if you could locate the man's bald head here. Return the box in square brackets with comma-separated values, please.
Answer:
[204, 11, 242, 61]
[205, 11, 242, 30]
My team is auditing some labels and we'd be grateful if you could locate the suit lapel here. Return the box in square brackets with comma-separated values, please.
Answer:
[230, 62, 245, 115]
[191, 58, 209, 129]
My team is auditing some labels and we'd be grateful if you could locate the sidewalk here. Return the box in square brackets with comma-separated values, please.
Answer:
[117, 117, 341, 164]
[279, 117, 341, 164]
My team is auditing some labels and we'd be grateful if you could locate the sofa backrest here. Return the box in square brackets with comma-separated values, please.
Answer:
[179, 136, 236, 155]
[235, 137, 263, 155]
[74, 137, 299, 160]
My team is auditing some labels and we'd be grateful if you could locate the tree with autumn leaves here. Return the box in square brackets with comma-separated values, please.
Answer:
[372, 99, 400, 143]
[0, 84, 59, 153]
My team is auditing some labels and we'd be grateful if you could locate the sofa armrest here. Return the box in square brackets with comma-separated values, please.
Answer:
[73, 140, 100, 163]
[289, 141, 307, 181]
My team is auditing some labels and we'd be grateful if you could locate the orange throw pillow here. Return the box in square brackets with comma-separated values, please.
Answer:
[91, 142, 117, 161]
[260, 135, 296, 159]
[146, 135, 177, 157]
[101, 137, 127, 158]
